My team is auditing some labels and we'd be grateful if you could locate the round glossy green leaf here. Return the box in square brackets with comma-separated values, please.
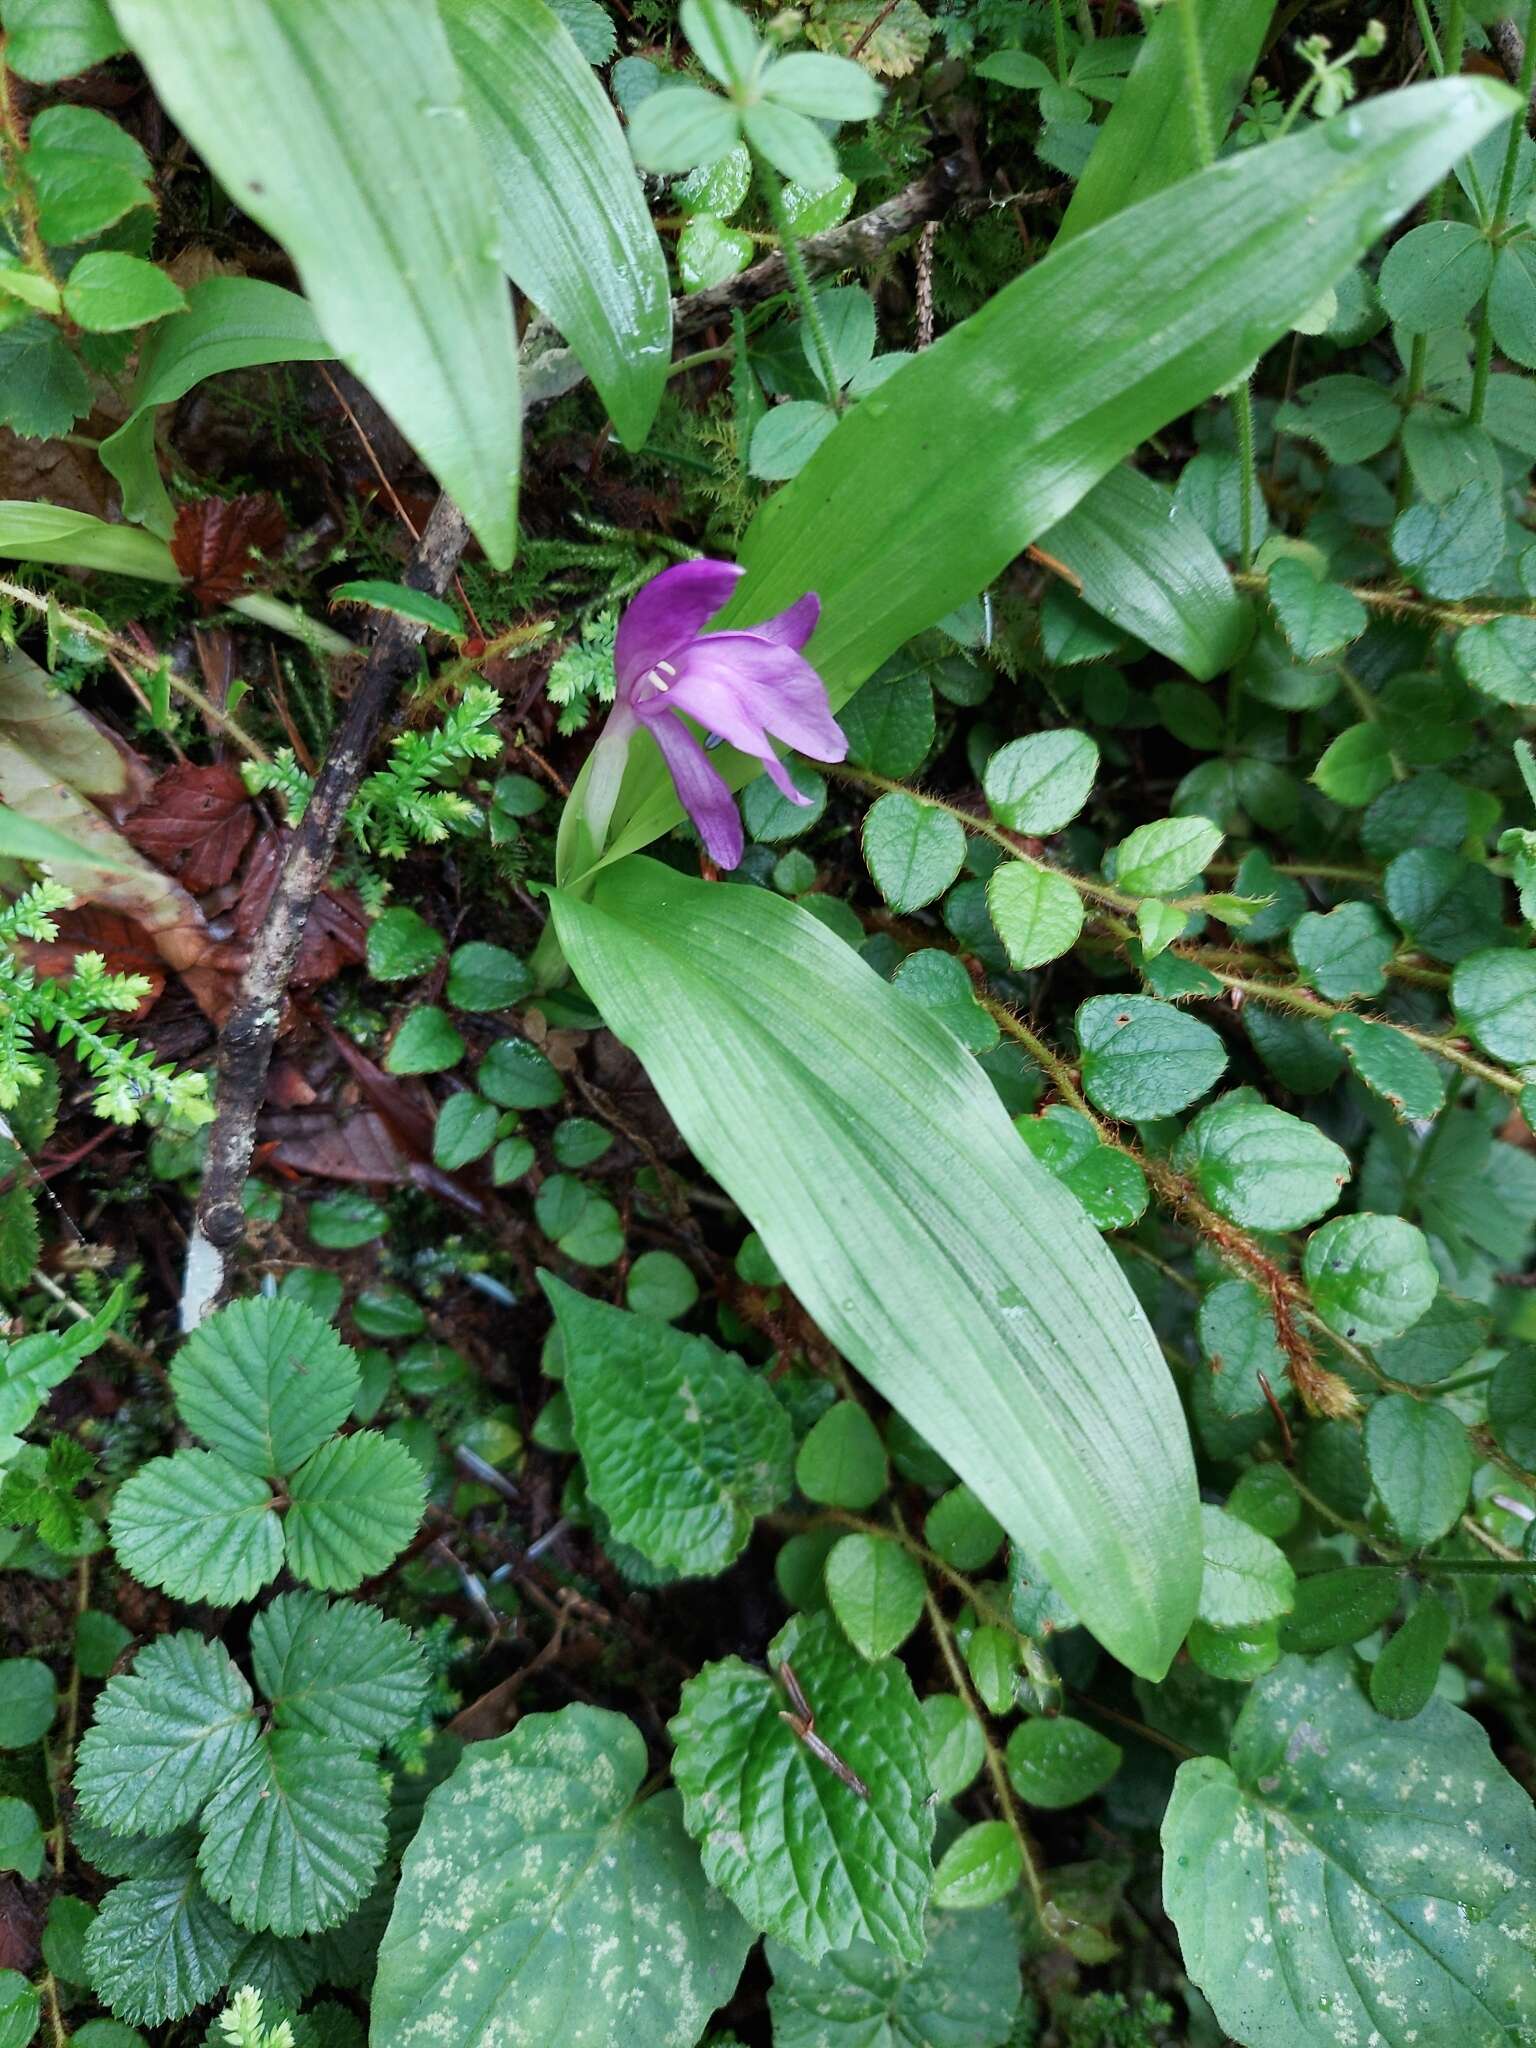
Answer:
[824, 1532, 925, 1661]
[922, 1694, 985, 1801]
[985, 861, 1083, 970]
[1369, 1592, 1451, 1720]
[1196, 1505, 1295, 1630]
[0, 1659, 54, 1749]
[1076, 994, 1226, 1119]
[1363, 1394, 1473, 1549]
[982, 729, 1098, 833]
[930, 1821, 1023, 1911]
[862, 793, 966, 912]
[1303, 1215, 1438, 1346]
[1004, 1715, 1120, 1809]
[796, 1400, 889, 1510]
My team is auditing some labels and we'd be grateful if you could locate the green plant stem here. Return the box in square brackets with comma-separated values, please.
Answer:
[1469, 1, 1536, 424]
[1337, 662, 1406, 780]
[1233, 381, 1258, 569]
[1049, 0, 1071, 82]
[920, 1582, 1052, 1926]
[0, 576, 270, 761]
[1411, 0, 1446, 74]
[757, 165, 843, 410]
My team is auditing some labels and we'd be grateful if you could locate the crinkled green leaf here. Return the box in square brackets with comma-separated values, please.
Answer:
[1174, 1090, 1350, 1230]
[669, 1611, 933, 1961]
[982, 728, 1098, 834]
[986, 861, 1083, 970]
[75, 1633, 257, 1836]
[767, 1902, 1021, 2047]
[251, 1591, 427, 1747]
[1076, 994, 1227, 1120]
[373, 1704, 753, 2048]
[862, 793, 966, 912]
[108, 1451, 283, 1606]
[172, 1297, 360, 1476]
[1304, 1215, 1438, 1346]
[1329, 1014, 1446, 1121]
[541, 1272, 792, 1577]
[83, 1851, 244, 2025]
[283, 1434, 425, 1591]
[198, 1733, 387, 1936]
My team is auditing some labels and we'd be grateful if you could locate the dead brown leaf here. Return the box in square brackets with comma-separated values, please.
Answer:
[121, 761, 256, 893]
[171, 494, 287, 606]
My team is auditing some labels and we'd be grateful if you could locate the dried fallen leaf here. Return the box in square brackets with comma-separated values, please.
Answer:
[22, 906, 165, 1019]
[171, 493, 287, 605]
[121, 761, 256, 893]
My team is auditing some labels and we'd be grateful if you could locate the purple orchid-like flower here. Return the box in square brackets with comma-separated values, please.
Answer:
[584, 558, 847, 870]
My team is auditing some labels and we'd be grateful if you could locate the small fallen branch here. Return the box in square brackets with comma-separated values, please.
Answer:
[180, 493, 470, 1329]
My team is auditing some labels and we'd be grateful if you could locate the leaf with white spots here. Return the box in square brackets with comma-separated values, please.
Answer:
[1163, 1651, 1536, 2048]
[669, 1610, 934, 1963]
[371, 1703, 753, 2048]
[766, 1902, 1022, 2047]
[541, 1272, 793, 1577]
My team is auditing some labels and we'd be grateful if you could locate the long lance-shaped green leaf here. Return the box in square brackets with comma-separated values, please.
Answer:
[109, 0, 522, 567]
[560, 77, 1512, 884]
[441, 0, 671, 451]
[1057, 0, 1276, 243]
[0, 503, 181, 581]
[1039, 463, 1251, 678]
[551, 857, 1202, 1681]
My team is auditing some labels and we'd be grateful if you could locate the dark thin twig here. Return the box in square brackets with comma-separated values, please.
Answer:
[850, 0, 902, 59]
[180, 492, 470, 1328]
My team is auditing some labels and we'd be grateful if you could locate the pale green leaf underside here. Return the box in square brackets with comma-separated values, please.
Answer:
[543, 1273, 793, 1576]
[669, 1611, 934, 1963]
[552, 860, 1200, 1677]
[110, 0, 521, 565]
[372, 1703, 753, 2048]
[1163, 1652, 1536, 2047]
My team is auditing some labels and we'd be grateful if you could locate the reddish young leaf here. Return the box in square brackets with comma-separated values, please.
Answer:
[121, 761, 257, 893]
[171, 493, 287, 604]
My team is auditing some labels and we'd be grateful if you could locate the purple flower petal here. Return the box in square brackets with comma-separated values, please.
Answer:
[659, 634, 848, 762]
[615, 559, 742, 693]
[645, 711, 745, 869]
[748, 591, 820, 651]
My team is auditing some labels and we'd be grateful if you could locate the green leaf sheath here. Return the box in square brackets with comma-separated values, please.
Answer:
[552, 858, 1202, 1679]
[1057, 0, 1277, 242]
[109, 0, 521, 565]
